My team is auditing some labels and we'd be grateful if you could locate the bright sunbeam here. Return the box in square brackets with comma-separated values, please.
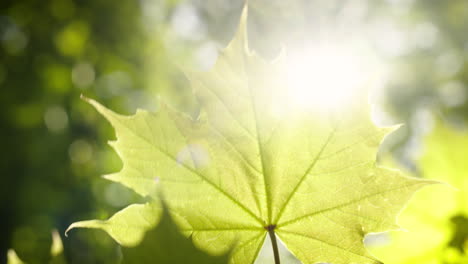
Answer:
[285, 44, 371, 111]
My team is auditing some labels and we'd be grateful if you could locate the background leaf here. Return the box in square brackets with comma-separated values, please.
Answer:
[370, 119, 468, 264]
[121, 203, 230, 264]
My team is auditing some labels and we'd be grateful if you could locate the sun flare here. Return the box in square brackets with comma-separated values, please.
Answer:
[284, 44, 373, 111]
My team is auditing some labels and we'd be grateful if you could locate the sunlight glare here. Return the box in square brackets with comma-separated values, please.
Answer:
[285, 45, 369, 111]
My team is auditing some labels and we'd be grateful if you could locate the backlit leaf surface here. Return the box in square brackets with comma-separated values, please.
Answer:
[68, 7, 434, 264]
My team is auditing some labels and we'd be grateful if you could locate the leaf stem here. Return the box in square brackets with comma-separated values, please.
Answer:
[266, 225, 280, 264]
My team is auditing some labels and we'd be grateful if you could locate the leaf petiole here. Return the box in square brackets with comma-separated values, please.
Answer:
[266, 225, 280, 264]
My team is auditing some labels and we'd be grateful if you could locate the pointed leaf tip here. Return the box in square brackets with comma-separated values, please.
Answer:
[80, 95, 107, 115]
[80, 95, 123, 124]
[80, 94, 99, 107]
[64, 223, 75, 237]
[224, 2, 250, 54]
[239, 3, 249, 51]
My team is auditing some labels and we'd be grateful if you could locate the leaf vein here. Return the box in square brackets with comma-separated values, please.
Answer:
[278, 230, 380, 262]
[274, 124, 339, 223]
[111, 113, 263, 225]
[278, 181, 423, 227]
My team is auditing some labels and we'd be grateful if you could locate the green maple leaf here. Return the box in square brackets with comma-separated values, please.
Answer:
[67, 7, 434, 264]
[370, 120, 467, 264]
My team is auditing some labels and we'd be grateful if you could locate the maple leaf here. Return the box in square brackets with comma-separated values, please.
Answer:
[67, 6, 435, 264]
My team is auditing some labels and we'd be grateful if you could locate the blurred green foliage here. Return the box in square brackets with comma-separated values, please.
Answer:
[1, 0, 468, 263]
[370, 120, 468, 263]
[0, 0, 174, 262]
[8, 229, 66, 264]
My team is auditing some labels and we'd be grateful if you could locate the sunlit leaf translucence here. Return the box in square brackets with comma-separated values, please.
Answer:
[67, 6, 435, 264]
